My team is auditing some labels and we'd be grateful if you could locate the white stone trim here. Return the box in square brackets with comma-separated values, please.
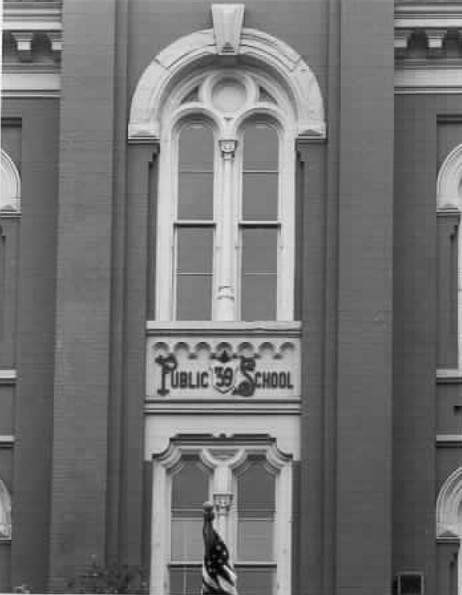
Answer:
[128, 27, 325, 141]
[437, 146, 462, 370]
[211, 4, 245, 55]
[145, 399, 301, 415]
[438, 145, 462, 210]
[1, 70, 60, 97]
[147, 320, 301, 334]
[436, 466, 462, 595]
[437, 435, 462, 445]
[1, 150, 21, 213]
[3, 4, 62, 31]
[395, 3, 462, 30]
[0, 370, 16, 384]
[149, 434, 294, 595]
[0, 479, 11, 541]
[395, 66, 462, 94]
[0, 436, 15, 448]
[437, 368, 462, 381]
[146, 415, 300, 467]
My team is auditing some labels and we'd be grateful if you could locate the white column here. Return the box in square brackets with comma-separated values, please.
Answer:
[216, 139, 237, 321]
[212, 463, 234, 541]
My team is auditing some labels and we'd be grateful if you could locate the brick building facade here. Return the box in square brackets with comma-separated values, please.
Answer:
[1, 1, 462, 594]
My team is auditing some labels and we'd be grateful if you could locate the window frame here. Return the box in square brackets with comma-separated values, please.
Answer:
[437, 143, 462, 372]
[150, 438, 293, 595]
[155, 69, 296, 322]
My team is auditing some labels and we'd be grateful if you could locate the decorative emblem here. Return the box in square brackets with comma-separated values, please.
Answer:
[210, 350, 238, 394]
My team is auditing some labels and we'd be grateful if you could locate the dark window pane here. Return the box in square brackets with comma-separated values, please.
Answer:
[241, 228, 277, 320]
[178, 173, 214, 220]
[172, 460, 209, 510]
[171, 460, 209, 562]
[241, 228, 277, 274]
[236, 566, 276, 595]
[241, 276, 277, 321]
[242, 123, 278, 221]
[178, 123, 214, 220]
[237, 519, 274, 561]
[171, 520, 204, 561]
[179, 124, 214, 170]
[169, 566, 202, 595]
[237, 458, 275, 515]
[242, 172, 278, 221]
[243, 124, 278, 170]
[177, 228, 213, 274]
[237, 458, 275, 561]
[176, 227, 213, 320]
[437, 213, 459, 367]
[176, 275, 212, 320]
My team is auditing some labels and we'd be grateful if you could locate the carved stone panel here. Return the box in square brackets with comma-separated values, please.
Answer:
[146, 326, 301, 400]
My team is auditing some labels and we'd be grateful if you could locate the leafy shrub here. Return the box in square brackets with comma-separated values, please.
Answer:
[66, 558, 148, 594]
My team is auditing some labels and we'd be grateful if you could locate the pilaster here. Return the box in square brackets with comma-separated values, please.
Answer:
[296, 137, 326, 595]
[336, 1, 394, 594]
[48, 0, 116, 589]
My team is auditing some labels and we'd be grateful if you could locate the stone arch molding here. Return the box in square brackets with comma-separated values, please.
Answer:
[437, 144, 462, 210]
[436, 466, 462, 539]
[128, 27, 326, 141]
[1, 149, 21, 213]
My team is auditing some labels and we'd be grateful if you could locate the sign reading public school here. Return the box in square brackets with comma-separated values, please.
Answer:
[146, 332, 300, 400]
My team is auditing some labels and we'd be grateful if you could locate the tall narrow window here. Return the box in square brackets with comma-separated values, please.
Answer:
[154, 70, 298, 321]
[240, 123, 279, 320]
[170, 457, 210, 594]
[175, 123, 214, 320]
[236, 456, 276, 595]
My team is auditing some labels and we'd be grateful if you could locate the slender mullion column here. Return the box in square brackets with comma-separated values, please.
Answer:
[216, 139, 237, 321]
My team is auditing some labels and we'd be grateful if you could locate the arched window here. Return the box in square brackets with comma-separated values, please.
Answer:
[0, 148, 21, 368]
[155, 69, 296, 322]
[151, 438, 292, 595]
[436, 467, 462, 595]
[1, 149, 21, 214]
[0, 479, 12, 541]
[437, 145, 462, 370]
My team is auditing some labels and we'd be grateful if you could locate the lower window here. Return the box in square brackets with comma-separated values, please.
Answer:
[151, 436, 293, 595]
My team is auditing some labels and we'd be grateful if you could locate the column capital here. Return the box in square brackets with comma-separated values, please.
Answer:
[213, 492, 234, 515]
[219, 139, 238, 160]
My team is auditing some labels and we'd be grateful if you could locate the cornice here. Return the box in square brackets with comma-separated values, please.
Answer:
[395, 2, 462, 23]
[394, 3, 462, 90]
[395, 3, 462, 56]
[4, 1, 62, 30]
[2, 0, 62, 96]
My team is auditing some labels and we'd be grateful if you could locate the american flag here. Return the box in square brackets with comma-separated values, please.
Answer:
[201, 503, 238, 595]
